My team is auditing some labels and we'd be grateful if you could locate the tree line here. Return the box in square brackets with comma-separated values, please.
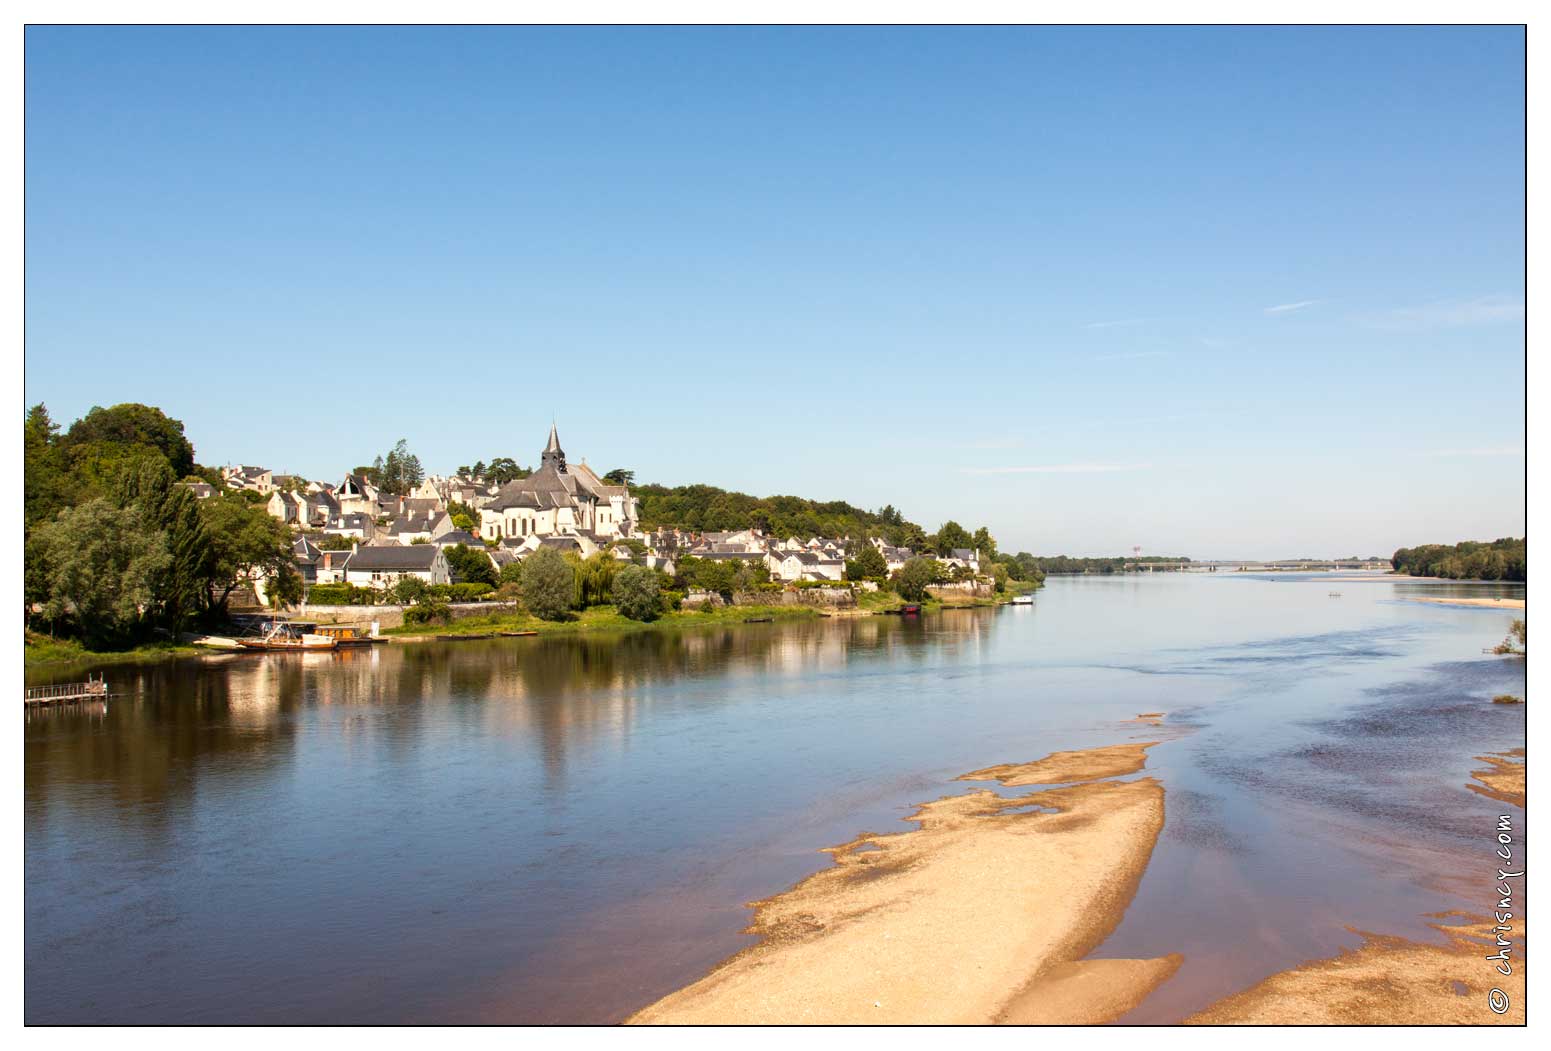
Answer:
[1391, 538, 1525, 581]
[25, 403, 300, 649]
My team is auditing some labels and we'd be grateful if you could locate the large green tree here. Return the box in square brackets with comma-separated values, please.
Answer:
[29, 499, 172, 647]
[444, 544, 498, 587]
[522, 547, 575, 620]
[199, 494, 297, 615]
[892, 556, 941, 602]
[847, 544, 888, 581]
[612, 564, 661, 621]
[63, 403, 196, 478]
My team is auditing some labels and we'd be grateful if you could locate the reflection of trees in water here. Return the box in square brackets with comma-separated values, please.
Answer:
[24, 612, 1000, 820]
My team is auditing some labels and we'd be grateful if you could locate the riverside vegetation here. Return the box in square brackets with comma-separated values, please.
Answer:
[23, 401, 1043, 659]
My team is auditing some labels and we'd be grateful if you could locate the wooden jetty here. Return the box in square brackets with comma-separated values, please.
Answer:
[25, 674, 110, 707]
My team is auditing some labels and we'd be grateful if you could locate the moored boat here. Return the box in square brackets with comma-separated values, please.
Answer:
[237, 621, 338, 652]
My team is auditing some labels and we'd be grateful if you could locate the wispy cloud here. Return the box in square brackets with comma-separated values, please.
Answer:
[1083, 318, 1155, 330]
[1091, 350, 1172, 362]
[1265, 299, 1320, 315]
[964, 463, 1152, 475]
[1425, 445, 1524, 458]
[1366, 295, 1525, 331]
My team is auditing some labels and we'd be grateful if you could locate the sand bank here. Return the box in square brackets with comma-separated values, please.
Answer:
[1186, 917, 1525, 1024]
[1407, 596, 1525, 610]
[959, 741, 1155, 786]
[1467, 753, 1525, 809]
[628, 744, 1170, 1024]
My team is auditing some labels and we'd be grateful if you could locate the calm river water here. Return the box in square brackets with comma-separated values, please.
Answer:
[25, 573, 1526, 1023]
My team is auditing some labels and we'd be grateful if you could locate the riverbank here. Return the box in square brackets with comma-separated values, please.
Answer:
[387, 588, 1023, 642]
[629, 740, 1172, 1025]
[1405, 596, 1526, 610]
[24, 631, 205, 668]
[1185, 916, 1525, 1024]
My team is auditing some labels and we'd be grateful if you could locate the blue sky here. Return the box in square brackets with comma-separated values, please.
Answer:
[25, 26, 1524, 557]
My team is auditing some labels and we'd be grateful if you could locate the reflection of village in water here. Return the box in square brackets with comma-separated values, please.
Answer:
[25, 613, 999, 810]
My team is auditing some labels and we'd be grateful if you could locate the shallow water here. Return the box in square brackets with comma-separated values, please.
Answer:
[24, 573, 1525, 1023]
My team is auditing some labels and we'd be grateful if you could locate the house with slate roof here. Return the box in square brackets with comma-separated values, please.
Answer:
[342, 544, 451, 589]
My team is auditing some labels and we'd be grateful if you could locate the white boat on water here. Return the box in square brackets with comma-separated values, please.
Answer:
[1010, 595, 1034, 605]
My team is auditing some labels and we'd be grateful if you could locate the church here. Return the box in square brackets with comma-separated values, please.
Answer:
[479, 425, 640, 545]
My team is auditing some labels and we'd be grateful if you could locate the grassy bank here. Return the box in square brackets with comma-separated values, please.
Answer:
[385, 602, 825, 640]
[24, 631, 205, 668]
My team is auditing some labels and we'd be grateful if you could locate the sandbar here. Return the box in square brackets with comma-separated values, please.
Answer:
[1407, 596, 1525, 610]
[1467, 754, 1525, 809]
[1186, 917, 1525, 1024]
[628, 744, 1170, 1024]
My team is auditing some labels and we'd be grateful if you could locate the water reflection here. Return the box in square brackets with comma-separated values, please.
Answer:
[24, 579, 1524, 1023]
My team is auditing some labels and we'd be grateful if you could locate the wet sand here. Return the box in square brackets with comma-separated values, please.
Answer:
[1467, 753, 1526, 809]
[628, 743, 1170, 1024]
[1407, 596, 1525, 610]
[1185, 917, 1525, 1024]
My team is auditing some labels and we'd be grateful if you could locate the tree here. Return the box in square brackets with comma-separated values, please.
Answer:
[29, 499, 171, 647]
[199, 494, 297, 616]
[932, 520, 973, 556]
[522, 547, 575, 620]
[487, 457, 524, 484]
[612, 564, 661, 621]
[603, 468, 635, 486]
[25, 404, 70, 529]
[847, 544, 888, 581]
[972, 526, 997, 560]
[62, 403, 196, 478]
[266, 564, 305, 610]
[115, 457, 210, 631]
[893, 556, 939, 602]
[451, 513, 475, 531]
[444, 544, 498, 587]
[392, 576, 430, 605]
[499, 561, 523, 586]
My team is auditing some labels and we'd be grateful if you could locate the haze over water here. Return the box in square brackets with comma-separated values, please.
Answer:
[25, 573, 1525, 1023]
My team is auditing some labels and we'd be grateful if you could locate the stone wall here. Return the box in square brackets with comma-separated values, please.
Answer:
[731, 587, 857, 609]
[297, 601, 517, 630]
[926, 582, 995, 600]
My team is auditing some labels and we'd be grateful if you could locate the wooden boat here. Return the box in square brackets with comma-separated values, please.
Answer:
[743, 616, 774, 623]
[237, 621, 338, 652]
[899, 603, 922, 615]
[498, 630, 539, 637]
[311, 625, 387, 646]
[445, 633, 496, 641]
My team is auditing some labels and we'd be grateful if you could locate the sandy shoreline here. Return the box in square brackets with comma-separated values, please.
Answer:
[1185, 916, 1525, 1024]
[628, 742, 1171, 1024]
[1406, 596, 1525, 610]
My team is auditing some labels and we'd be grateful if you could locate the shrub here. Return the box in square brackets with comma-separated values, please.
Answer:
[1492, 694, 1524, 705]
[392, 576, 430, 605]
[612, 564, 662, 621]
[306, 582, 377, 606]
[403, 600, 451, 626]
[522, 547, 575, 620]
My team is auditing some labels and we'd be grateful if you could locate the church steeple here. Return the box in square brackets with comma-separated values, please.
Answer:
[541, 422, 567, 473]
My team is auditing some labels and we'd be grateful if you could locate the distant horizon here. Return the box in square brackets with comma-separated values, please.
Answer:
[24, 26, 1525, 556]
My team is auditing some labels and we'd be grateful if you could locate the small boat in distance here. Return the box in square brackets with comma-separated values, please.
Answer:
[1010, 595, 1034, 605]
[237, 621, 338, 652]
[900, 603, 922, 615]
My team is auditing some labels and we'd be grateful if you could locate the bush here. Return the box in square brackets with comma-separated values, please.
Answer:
[306, 582, 378, 606]
[522, 547, 575, 620]
[499, 561, 523, 586]
[612, 564, 662, 621]
[403, 600, 451, 626]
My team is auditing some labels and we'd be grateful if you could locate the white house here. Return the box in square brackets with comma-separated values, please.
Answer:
[940, 547, 981, 574]
[223, 465, 274, 494]
[342, 545, 452, 589]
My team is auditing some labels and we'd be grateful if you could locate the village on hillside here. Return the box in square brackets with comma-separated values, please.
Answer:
[205, 425, 985, 604]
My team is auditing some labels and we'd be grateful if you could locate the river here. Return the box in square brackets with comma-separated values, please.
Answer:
[24, 572, 1526, 1023]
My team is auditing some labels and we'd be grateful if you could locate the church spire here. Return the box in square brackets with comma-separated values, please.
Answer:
[541, 422, 567, 472]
